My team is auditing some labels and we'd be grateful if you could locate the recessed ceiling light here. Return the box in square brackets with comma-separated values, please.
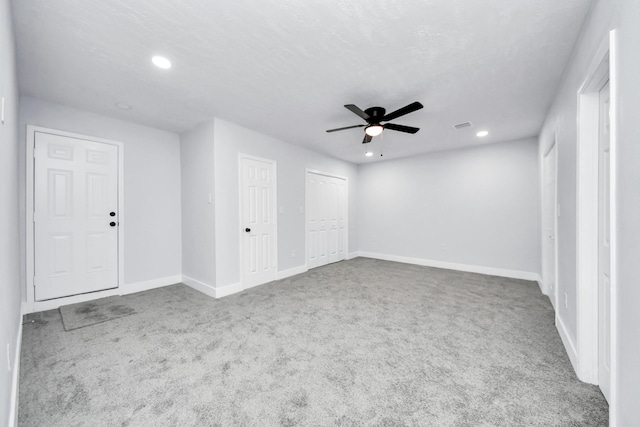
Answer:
[152, 56, 172, 69]
[115, 102, 131, 110]
[476, 130, 489, 137]
[365, 151, 373, 157]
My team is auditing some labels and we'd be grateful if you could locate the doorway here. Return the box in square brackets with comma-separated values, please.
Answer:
[306, 170, 347, 269]
[541, 138, 558, 308]
[240, 155, 277, 289]
[26, 127, 123, 304]
[597, 80, 611, 402]
[575, 30, 617, 412]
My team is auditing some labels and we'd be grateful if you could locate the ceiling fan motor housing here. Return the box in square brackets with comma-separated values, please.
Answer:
[364, 107, 386, 123]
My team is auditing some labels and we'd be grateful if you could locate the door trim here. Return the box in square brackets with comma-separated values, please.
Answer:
[305, 169, 349, 270]
[575, 29, 618, 419]
[238, 153, 278, 289]
[541, 135, 558, 309]
[25, 125, 124, 313]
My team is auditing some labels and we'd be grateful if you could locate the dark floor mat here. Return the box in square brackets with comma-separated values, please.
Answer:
[59, 296, 136, 331]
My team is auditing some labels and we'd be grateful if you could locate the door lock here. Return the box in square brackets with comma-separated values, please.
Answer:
[245, 228, 251, 233]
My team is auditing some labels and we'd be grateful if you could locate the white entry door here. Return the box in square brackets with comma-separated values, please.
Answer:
[34, 132, 119, 301]
[241, 156, 277, 288]
[542, 142, 558, 306]
[306, 172, 347, 269]
[598, 80, 611, 402]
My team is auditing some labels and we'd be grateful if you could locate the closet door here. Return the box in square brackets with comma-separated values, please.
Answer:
[306, 172, 347, 269]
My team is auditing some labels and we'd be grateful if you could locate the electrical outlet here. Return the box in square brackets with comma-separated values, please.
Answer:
[6, 343, 10, 372]
[564, 292, 568, 309]
[372, 235, 377, 243]
[291, 249, 296, 258]
[441, 244, 447, 251]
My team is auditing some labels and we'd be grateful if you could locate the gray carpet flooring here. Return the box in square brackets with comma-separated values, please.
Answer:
[19, 258, 608, 426]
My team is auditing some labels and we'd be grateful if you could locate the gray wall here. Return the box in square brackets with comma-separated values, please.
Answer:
[358, 138, 540, 275]
[0, 0, 21, 423]
[180, 121, 216, 286]
[539, 0, 640, 421]
[19, 97, 183, 285]
[213, 118, 359, 288]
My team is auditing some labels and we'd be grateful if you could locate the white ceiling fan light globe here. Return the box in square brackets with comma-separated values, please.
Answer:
[152, 55, 172, 69]
[365, 125, 384, 137]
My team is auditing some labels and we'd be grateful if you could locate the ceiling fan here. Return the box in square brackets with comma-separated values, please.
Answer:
[326, 101, 424, 143]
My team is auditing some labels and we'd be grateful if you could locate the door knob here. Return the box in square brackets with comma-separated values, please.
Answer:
[110, 222, 116, 227]
[245, 228, 251, 233]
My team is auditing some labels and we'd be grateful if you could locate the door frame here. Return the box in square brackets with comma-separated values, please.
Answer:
[575, 29, 618, 416]
[541, 135, 558, 309]
[238, 153, 278, 289]
[305, 169, 349, 269]
[25, 125, 124, 313]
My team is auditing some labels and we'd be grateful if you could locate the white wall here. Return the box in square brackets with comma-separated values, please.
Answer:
[539, 0, 640, 421]
[213, 118, 358, 288]
[180, 121, 216, 287]
[19, 97, 183, 286]
[358, 138, 540, 277]
[0, 0, 22, 424]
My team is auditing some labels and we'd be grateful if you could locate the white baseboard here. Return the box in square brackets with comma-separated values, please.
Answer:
[358, 251, 540, 281]
[215, 282, 243, 298]
[276, 265, 308, 280]
[214, 265, 308, 299]
[121, 275, 182, 295]
[9, 312, 23, 427]
[556, 312, 580, 378]
[347, 251, 361, 260]
[26, 274, 182, 313]
[181, 275, 216, 298]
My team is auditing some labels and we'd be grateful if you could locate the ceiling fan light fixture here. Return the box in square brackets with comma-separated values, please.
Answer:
[365, 124, 384, 137]
[152, 55, 172, 69]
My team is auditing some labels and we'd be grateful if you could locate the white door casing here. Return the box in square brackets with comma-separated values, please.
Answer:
[542, 140, 558, 306]
[306, 171, 347, 269]
[598, 80, 611, 402]
[240, 155, 277, 289]
[34, 131, 120, 301]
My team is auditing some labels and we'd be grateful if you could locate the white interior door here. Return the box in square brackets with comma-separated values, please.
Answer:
[542, 142, 558, 306]
[34, 132, 119, 301]
[598, 80, 611, 402]
[306, 171, 347, 269]
[241, 156, 277, 288]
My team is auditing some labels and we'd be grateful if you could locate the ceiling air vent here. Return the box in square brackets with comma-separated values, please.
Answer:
[453, 121, 472, 130]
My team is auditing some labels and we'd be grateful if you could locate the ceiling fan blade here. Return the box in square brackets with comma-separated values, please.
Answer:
[381, 101, 423, 122]
[326, 124, 365, 133]
[344, 104, 371, 121]
[362, 134, 373, 144]
[384, 123, 420, 134]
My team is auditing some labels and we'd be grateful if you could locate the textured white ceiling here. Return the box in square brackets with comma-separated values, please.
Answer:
[11, 0, 592, 163]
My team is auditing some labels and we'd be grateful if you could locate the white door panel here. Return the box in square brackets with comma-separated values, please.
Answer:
[542, 142, 557, 304]
[34, 132, 119, 301]
[598, 81, 611, 402]
[241, 157, 276, 288]
[306, 172, 347, 270]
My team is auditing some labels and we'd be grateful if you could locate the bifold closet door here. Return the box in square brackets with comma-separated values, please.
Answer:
[306, 172, 346, 269]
